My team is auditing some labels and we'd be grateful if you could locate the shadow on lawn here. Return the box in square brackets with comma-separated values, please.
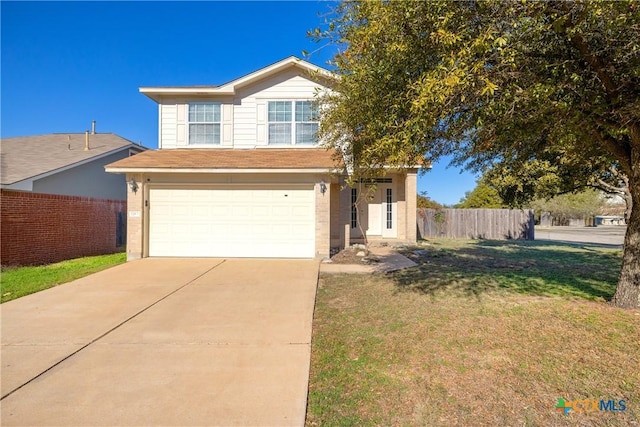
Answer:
[391, 239, 622, 300]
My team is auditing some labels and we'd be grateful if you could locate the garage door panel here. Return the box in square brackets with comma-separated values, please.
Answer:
[149, 187, 315, 258]
[252, 206, 270, 216]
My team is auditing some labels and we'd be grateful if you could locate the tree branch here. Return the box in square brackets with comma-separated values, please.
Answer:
[569, 33, 619, 98]
[595, 179, 626, 195]
[555, 2, 621, 99]
[587, 126, 633, 176]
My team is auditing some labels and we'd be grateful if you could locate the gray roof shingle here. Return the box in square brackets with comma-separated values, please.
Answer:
[0, 133, 144, 185]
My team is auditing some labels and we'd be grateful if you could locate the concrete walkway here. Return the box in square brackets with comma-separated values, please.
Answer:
[1, 258, 319, 426]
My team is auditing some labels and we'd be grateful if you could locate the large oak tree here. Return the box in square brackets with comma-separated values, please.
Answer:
[314, 0, 640, 307]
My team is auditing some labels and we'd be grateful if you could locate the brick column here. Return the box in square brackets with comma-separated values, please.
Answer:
[315, 179, 331, 258]
[405, 170, 418, 242]
[125, 174, 144, 260]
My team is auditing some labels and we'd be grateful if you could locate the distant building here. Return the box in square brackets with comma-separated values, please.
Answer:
[595, 216, 626, 226]
[1, 130, 146, 200]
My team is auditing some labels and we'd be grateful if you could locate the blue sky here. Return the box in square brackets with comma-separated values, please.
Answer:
[1, 1, 478, 205]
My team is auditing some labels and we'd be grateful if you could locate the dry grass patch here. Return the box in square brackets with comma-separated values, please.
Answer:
[307, 240, 639, 426]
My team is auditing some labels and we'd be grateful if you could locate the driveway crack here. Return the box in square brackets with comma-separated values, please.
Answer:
[0, 260, 226, 401]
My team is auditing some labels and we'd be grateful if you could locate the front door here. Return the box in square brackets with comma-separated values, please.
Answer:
[366, 184, 397, 238]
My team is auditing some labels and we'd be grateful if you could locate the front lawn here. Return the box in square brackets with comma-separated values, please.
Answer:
[307, 239, 639, 426]
[1, 253, 126, 303]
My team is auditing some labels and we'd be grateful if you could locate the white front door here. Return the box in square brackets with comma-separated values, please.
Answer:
[367, 188, 383, 235]
[366, 184, 397, 238]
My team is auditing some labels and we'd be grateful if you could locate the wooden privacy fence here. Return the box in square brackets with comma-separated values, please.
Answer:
[417, 208, 535, 240]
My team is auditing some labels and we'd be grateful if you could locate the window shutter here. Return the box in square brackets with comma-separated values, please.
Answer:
[176, 104, 186, 146]
[222, 103, 233, 145]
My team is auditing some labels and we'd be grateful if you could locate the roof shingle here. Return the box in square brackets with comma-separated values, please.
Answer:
[0, 133, 143, 184]
[106, 148, 341, 171]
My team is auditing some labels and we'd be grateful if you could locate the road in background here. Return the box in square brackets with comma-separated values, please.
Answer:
[535, 226, 626, 247]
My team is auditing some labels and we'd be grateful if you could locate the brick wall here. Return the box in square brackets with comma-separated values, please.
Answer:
[1, 190, 126, 266]
[315, 180, 331, 258]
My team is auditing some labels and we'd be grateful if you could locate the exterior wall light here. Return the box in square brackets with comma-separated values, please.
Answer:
[129, 178, 139, 194]
[320, 179, 327, 195]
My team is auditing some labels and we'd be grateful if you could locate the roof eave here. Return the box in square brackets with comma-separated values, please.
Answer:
[139, 87, 236, 102]
[105, 167, 340, 174]
[138, 57, 335, 103]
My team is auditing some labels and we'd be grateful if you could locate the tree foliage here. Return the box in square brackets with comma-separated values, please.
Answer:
[455, 178, 505, 209]
[484, 161, 633, 220]
[314, 0, 640, 307]
[417, 191, 444, 209]
[530, 189, 605, 225]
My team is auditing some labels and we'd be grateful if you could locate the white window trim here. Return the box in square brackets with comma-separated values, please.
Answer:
[266, 100, 318, 146]
[187, 102, 222, 146]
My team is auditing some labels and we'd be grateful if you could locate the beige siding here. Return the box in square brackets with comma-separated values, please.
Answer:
[234, 98, 258, 147]
[160, 104, 178, 149]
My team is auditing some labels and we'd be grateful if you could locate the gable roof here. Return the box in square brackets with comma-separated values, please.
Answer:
[139, 56, 334, 102]
[105, 148, 340, 173]
[1, 133, 145, 185]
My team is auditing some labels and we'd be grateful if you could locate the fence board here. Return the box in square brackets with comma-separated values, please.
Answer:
[417, 208, 535, 240]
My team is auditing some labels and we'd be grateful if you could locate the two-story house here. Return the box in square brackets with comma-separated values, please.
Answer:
[106, 57, 419, 260]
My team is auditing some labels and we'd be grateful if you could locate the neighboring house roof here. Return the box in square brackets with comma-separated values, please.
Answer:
[139, 56, 334, 102]
[0, 133, 145, 185]
[105, 148, 340, 173]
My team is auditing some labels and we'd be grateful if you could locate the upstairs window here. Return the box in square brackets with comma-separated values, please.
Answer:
[268, 101, 292, 144]
[189, 103, 220, 145]
[268, 100, 318, 145]
[295, 101, 318, 144]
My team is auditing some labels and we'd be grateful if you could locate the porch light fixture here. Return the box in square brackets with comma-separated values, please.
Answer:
[319, 180, 327, 195]
[129, 178, 139, 194]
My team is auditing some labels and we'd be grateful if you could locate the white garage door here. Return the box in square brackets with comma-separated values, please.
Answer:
[149, 186, 315, 258]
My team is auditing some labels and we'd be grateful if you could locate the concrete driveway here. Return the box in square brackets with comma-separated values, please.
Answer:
[1, 258, 319, 426]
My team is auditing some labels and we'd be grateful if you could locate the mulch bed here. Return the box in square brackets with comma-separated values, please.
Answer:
[329, 247, 382, 265]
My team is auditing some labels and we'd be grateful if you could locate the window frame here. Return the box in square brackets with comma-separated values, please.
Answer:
[188, 102, 221, 145]
[386, 188, 393, 229]
[267, 100, 318, 145]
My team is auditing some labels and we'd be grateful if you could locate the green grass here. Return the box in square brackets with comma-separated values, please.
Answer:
[1, 253, 126, 303]
[307, 239, 639, 426]
[393, 239, 623, 300]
